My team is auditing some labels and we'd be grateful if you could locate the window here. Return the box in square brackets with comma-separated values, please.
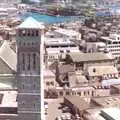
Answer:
[22, 30, 26, 36]
[33, 84, 36, 89]
[32, 30, 34, 36]
[33, 53, 36, 69]
[36, 30, 39, 36]
[84, 91, 86, 96]
[66, 50, 70, 53]
[93, 68, 96, 72]
[46, 82, 50, 86]
[77, 92, 81, 96]
[27, 31, 30, 36]
[19, 30, 22, 36]
[51, 82, 54, 86]
[60, 91, 63, 96]
[27, 54, 30, 70]
[32, 42, 34, 45]
[66, 92, 69, 95]
[22, 84, 24, 89]
[22, 53, 25, 70]
[33, 103, 35, 108]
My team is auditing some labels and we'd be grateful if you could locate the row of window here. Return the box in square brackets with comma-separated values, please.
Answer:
[19, 30, 39, 37]
[46, 45, 76, 48]
[20, 102, 39, 108]
[22, 53, 36, 70]
[46, 81, 54, 86]
[48, 55, 57, 59]
[108, 41, 120, 44]
[108, 45, 120, 48]
[109, 49, 120, 52]
[59, 91, 94, 96]
[19, 42, 38, 46]
[22, 83, 38, 90]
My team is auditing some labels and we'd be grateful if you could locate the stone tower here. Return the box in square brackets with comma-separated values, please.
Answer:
[16, 17, 45, 120]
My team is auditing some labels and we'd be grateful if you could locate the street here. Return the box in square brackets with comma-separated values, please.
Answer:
[45, 98, 64, 120]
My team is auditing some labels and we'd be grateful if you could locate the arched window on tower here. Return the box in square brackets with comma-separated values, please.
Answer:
[36, 30, 39, 36]
[28, 54, 30, 70]
[27, 30, 30, 36]
[22, 53, 25, 70]
[19, 30, 22, 36]
[33, 53, 36, 70]
[22, 30, 26, 36]
[32, 30, 34, 36]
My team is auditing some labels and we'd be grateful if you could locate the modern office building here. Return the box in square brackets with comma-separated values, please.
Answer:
[100, 33, 120, 58]
[16, 17, 45, 120]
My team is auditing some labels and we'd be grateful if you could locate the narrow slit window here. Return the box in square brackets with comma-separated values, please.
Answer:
[28, 54, 30, 70]
[22, 53, 25, 70]
[33, 53, 36, 69]
[36, 30, 39, 36]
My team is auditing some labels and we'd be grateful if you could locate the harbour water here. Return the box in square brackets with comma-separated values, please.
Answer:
[20, 12, 82, 24]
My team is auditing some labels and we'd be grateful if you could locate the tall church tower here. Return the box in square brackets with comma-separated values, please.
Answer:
[16, 17, 45, 120]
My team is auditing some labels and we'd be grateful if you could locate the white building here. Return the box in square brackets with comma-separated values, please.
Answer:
[54, 28, 81, 40]
[100, 33, 120, 58]
[0, 0, 21, 4]
[86, 42, 106, 53]
[44, 31, 80, 64]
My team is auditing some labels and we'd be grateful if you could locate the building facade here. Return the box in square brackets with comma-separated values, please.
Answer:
[100, 33, 120, 58]
[16, 17, 44, 120]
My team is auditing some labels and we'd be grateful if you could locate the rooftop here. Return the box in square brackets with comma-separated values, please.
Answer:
[87, 66, 118, 76]
[54, 28, 81, 37]
[101, 107, 120, 120]
[58, 64, 74, 74]
[111, 84, 120, 90]
[0, 41, 17, 72]
[91, 95, 120, 107]
[44, 37, 75, 46]
[64, 96, 90, 111]
[17, 17, 44, 29]
[43, 69, 55, 77]
[0, 90, 17, 108]
[67, 52, 114, 63]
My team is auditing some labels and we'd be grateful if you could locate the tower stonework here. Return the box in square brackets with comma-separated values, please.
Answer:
[16, 17, 45, 120]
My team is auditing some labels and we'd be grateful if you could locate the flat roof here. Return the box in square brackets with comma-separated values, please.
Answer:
[92, 95, 120, 107]
[43, 69, 55, 77]
[111, 84, 120, 90]
[45, 37, 75, 46]
[88, 65, 118, 76]
[85, 108, 105, 120]
[101, 36, 120, 42]
[54, 28, 80, 37]
[71, 86, 94, 91]
[64, 96, 90, 111]
[0, 90, 17, 108]
[101, 107, 120, 120]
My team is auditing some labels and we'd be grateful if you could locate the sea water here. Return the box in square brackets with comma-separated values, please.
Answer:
[20, 11, 82, 24]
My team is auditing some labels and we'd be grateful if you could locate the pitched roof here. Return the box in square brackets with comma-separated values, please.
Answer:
[17, 17, 44, 29]
[0, 41, 17, 72]
[68, 52, 114, 62]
